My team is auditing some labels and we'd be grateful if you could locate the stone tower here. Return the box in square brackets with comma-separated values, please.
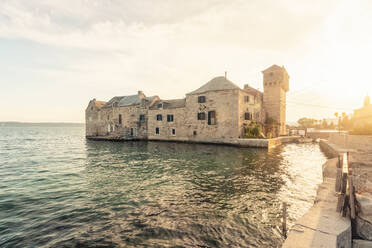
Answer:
[262, 65, 289, 136]
[364, 94, 370, 107]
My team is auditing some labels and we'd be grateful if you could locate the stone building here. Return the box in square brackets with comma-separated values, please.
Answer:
[85, 65, 290, 141]
[353, 94, 372, 129]
[262, 64, 289, 135]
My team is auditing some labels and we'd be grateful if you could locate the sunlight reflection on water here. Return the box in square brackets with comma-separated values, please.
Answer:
[0, 126, 326, 247]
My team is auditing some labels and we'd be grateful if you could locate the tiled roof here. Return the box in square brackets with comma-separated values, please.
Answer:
[150, 99, 186, 110]
[188, 76, 240, 95]
[94, 101, 107, 109]
[118, 95, 142, 107]
[242, 85, 262, 96]
[102, 95, 158, 108]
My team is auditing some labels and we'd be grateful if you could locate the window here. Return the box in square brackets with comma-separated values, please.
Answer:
[208, 111, 216, 125]
[130, 128, 133, 136]
[197, 112, 206, 120]
[155, 127, 160, 135]
[158, 103, 163, 108]
[193, 130, 197, 136]
[156, 114, 162, 121]
[118, 114, 122, 125]
[244, 96, 250, 102]
[245, 112, 252, 120]
[172, 129, 176, 136]
[139, 114, 145, 121]
[107, 115, 110, 120]
[167, 114, 174, 122]
[198, 96, 206, 103]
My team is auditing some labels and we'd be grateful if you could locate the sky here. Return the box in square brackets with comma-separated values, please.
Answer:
[1, 0, 372, 123]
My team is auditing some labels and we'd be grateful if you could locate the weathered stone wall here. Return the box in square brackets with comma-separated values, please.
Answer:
[262, 67, 288, 135]
[87, 105, 148, 138]
[237, 90, 264, 137]
[85, 101, 100, 136]
[184, 90, 240, 140]
[147, 107, 187, 141]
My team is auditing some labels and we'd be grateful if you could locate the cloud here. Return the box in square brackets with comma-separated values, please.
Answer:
[1, 0, 371, 122]
[0, 0, 336, 52]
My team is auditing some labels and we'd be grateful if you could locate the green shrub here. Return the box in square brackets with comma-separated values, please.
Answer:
[244, 122, 262, 138]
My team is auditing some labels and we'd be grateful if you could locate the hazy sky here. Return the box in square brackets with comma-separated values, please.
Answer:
[1, 0, 371, 123]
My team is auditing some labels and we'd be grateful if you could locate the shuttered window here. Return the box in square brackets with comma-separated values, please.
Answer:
[167, 115, 174, 122]
[208, 111, 216, 125]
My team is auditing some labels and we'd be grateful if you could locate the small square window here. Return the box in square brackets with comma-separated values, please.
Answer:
[172, 129, 176, 136]
[193, 130, 197, 136]
[197, 112, 206, 120]
[155, 127, 159, 135]
[158, 103, 163, 108]
[167, 114, 174, 122]
[156, 114, 162, 121]
[198, 96, 206, 103]
[139, 114, 145, 121]
[245, 112, 252, 120]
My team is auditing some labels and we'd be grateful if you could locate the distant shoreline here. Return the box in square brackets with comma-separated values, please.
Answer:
[0, 122, 84, 127]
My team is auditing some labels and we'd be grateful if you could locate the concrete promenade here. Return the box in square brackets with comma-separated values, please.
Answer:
[283, 140, 352, 248]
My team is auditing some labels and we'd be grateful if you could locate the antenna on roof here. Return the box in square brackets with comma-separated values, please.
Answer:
[225, 71, 227, 78]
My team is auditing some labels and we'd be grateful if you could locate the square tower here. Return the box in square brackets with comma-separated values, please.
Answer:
[262, 65, 289, 136]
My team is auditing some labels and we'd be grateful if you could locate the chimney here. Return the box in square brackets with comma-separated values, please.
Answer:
[244, 84, 249, 89]
[138, 91, 145, 98]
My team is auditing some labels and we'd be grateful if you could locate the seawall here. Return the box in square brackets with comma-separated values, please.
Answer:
[283, 139, 352, 248]
[86, 136, 300, 149]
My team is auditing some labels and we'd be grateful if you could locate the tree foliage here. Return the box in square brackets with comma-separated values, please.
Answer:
[244, 122, 262, 138]
[297, 118, 317, 128]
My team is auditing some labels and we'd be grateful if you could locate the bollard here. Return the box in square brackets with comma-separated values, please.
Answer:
[349, 171, 356, 219]
[282, 202, 287, 239]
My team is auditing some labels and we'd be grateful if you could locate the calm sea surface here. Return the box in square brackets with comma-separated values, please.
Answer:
[0, 124, 327, 247]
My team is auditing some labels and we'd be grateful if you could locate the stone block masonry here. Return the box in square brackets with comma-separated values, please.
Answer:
[85, 65, 289, 144]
